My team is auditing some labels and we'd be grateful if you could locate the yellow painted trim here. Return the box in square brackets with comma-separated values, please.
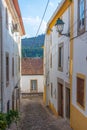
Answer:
[49, 100, 58, 117]
[70, 2, 87, 130]
[76, 73, 86, 111]
[43, 86, 46, 104]
[47, 0, 72, 34]
[71, 104, 87, 130]
[77, 73, 86, 79]
[69, 1, 74, 126]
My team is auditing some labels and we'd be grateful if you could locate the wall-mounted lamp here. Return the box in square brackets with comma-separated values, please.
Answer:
[55, 18, 70, 37]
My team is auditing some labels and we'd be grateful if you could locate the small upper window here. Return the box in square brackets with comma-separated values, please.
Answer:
[58, 43, 63, 71]
[6, 53, 9, 86]
[30, 80, 37, 92]
[6, 8, 8, 28]
[51, 83, 53, 97]
[12, 57, 14, 77]
[50, 53, 52, 68]
[78, 0, 85, 34]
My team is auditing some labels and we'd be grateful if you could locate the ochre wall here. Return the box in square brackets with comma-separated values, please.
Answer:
[49, 101, 58, 117]
[43, 86, 46, 104]
[71, 104, 87, 130]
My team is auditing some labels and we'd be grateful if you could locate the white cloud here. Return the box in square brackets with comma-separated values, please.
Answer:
[49, 2, 54, 7]
[23, 16, 40, 25]
[23, 16, 47, 36]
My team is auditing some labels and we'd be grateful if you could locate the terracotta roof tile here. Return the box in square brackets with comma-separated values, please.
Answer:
[21, 58, 43, 75]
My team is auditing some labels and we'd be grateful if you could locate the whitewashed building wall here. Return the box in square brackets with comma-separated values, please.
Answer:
[44, 7, 70, 119]
[0, 0, 25, 112]
[21, 75, 44, 93]
[72, 0, 87, 117]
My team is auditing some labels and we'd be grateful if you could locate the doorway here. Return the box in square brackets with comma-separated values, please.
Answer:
[58, 83, 63, 117]
[66, 88, 70, 119]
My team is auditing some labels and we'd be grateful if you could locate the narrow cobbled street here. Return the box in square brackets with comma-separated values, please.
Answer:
[11, 96, 72, 130]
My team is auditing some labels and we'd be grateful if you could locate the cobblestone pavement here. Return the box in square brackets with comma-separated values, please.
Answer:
[9, 96, 73, 130]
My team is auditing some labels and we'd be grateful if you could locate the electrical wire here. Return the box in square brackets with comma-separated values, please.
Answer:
[22, 0, 50, 57]
[23, 2, 87, 63]
[35, 0, 50, 37]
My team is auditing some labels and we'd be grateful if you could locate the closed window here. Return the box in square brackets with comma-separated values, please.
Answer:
[77, 76, 85, 108]
[18, 56, 20, 72]
[12, 57, 14, 76]
[78, 0, 85, 34]
[6, 53, 9, 85]
[51, 83, 53, 97]
[7, 100, 10, 112]
[50, 53, 52, 68]
[6, 8, 8, 28]
[31, 80, 37, 92]
[58, 43, 63, 71]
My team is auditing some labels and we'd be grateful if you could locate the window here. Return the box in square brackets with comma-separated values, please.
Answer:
[6, 8, 8, 28]
[31, 80, 37, 92]
[18, 56, 20, 72]
[50, 34, 52, 45]
[50, 53, 52, 68]
[78, 0, 85, 34]
[16, 88, 19, 99]
[6, 53, 9, 85]
[12, 57, 14, 76]
[77, 76, 85, 108]
[58, 43, 63, 71]
[7, 100, 10, 112]
[51, 83, 53, 97]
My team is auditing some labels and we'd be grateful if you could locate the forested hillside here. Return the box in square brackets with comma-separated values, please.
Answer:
[21, 34, 45, 58]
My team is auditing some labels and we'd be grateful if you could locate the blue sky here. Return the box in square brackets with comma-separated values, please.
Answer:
[18, 0, 61, 38]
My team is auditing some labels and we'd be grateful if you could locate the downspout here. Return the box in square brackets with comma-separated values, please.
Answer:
[0, 5, 3, 112]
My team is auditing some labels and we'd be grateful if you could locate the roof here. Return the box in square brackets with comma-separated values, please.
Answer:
[13, 0, 25, 35]
[21, 58, 43, 75]
[46, 0, 72, 34]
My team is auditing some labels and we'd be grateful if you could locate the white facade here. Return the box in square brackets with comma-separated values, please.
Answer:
[70, 1, 87, 129]
[21, 75, 44, 93]
[44, 0, 87, 129]
[0, 0, 25, 112]
[71, 0, 87, 116]
[44, 5, 70, 119]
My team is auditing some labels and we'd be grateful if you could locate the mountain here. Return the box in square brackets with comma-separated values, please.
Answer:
[21, 34, 45, 58]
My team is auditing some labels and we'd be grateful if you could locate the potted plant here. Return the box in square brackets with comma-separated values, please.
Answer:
[0, 113, 7, 130]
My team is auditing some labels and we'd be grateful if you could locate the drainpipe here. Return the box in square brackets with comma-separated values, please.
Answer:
[0, 5, 3, 112]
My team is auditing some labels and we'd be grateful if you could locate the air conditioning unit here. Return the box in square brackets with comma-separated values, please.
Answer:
[11, 23, 19, 33]
[13, 23, 19, 32]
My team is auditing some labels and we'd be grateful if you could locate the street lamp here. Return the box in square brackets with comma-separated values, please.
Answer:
[55, 18, 70, 37]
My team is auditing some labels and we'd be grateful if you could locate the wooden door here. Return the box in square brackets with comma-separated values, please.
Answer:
[58, 83, 63, 117]
[66, 88, 70, 119]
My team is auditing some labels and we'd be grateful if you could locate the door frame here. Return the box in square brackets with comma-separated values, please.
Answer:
[65, 87, 70, 119]
[57, 78, 64, 117]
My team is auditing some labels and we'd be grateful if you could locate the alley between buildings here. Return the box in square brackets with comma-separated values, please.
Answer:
[9, 96, 72, 130]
